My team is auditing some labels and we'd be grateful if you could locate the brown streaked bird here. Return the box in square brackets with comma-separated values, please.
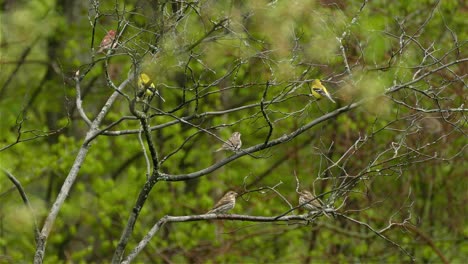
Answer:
[214, 132, 242, 152]
[206, 191, 238, 214]
[97, 30, 117, 53]
[298, 190, 323, 212]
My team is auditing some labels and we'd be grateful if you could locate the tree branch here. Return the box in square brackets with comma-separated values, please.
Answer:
[122, 213, 308, 263]
[157, 101, 362, 182]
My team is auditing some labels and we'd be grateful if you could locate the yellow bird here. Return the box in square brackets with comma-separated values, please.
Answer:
[310, 79, 335, 103]
[137, 73, 165, 102]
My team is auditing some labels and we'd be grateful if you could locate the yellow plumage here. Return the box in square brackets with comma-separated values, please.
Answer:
[137, 73, 165, 102]
[310, 79, 335, 103]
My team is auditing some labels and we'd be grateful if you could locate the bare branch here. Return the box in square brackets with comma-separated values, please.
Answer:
[122, 213, 309, 264]
[157, 101, 362, 182]
[2, 168, 40, 244]
[338, 213, 415, 261]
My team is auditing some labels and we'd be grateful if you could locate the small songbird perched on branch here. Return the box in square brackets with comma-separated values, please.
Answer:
[97, 30, 118, 53]
[206, 191, 238, 214]
[298, 190, 332, 218]
[310, 79, 336, 103]
[298, 190, 322, 211]
[214, 132, 242, 152]
[137, 73, 165, 102]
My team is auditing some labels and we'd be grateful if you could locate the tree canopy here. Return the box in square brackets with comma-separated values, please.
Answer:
[0, 0, 466, 263]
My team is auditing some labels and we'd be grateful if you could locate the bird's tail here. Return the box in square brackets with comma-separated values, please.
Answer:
[324, 93, 336, 103]
[206, 209, 218, 214]
[155, 90, 165, 102]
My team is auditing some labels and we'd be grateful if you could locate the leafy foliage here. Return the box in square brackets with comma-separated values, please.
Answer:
[0, 0, 466, 263]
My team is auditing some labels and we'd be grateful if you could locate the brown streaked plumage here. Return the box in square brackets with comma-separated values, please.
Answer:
[98, 30, 117, 53]
[214, 132, 242, 152]
[298, 190, 322, 211]
[207, 191, 238, 214]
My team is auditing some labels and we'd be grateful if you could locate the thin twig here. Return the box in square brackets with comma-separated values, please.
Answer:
[2, 168, 40, 243]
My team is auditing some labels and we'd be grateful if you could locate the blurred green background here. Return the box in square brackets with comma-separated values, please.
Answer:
[0, 0, 466, 263]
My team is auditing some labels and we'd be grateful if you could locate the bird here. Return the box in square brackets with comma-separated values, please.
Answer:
[214, 132, 242, 152]
[310, 79, 336, 103]
[137, 73, 165, 102]
[298, 190, 333, 218]
[414, 118, 442, 134]
[97, 30, 118, 53]
[206, 191, 238, 214]
[298, 190, 323, 212]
